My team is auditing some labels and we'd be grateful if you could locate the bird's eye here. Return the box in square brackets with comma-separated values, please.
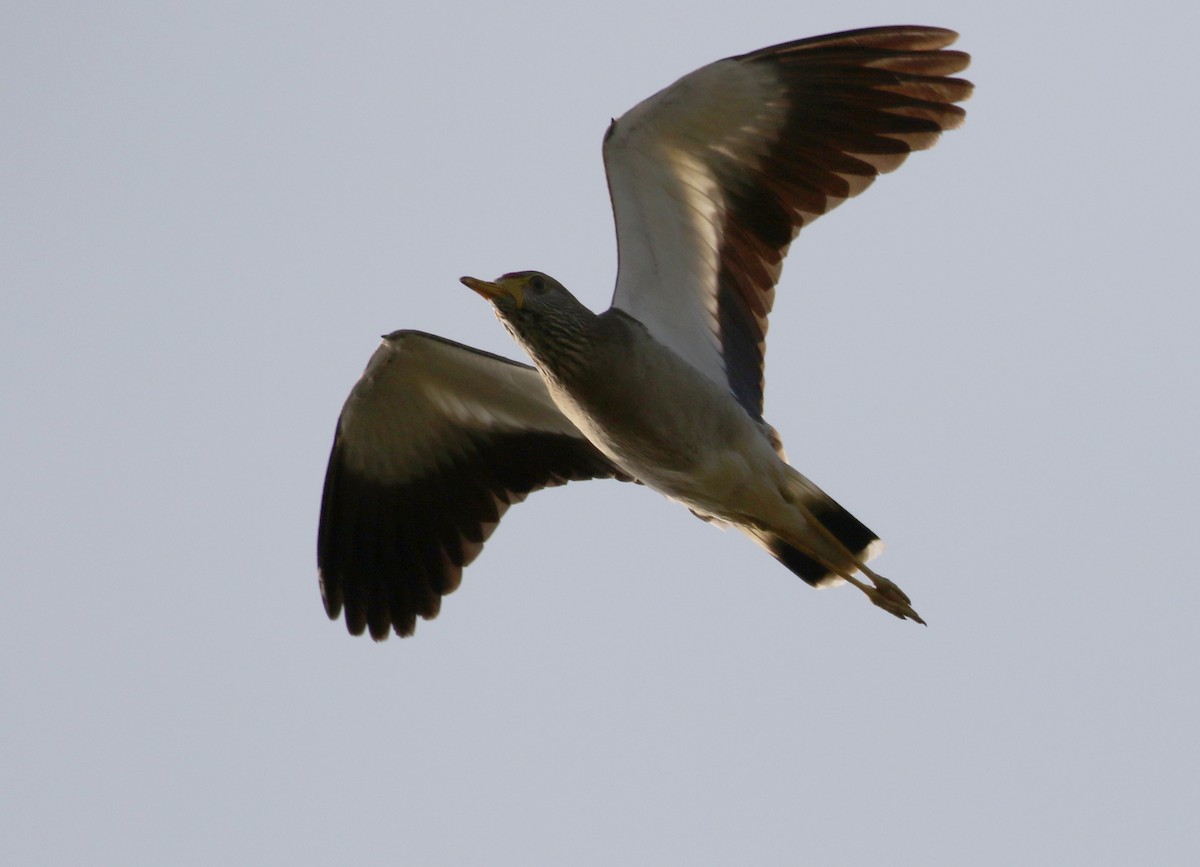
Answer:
[529, 275, 547, 293]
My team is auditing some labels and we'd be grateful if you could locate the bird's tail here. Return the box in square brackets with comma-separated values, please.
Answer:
[750, 467, 882, 588]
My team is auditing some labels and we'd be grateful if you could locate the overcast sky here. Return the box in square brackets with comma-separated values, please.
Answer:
[4, 1, 1198, 864]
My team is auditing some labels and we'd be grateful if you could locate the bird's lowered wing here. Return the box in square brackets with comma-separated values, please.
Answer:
[604, 26, 971, 420]
[318, 330, 627, 640]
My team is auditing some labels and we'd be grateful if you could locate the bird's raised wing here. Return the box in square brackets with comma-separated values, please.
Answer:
[605, 26, 972, 420]
[318, 330, 626, 640]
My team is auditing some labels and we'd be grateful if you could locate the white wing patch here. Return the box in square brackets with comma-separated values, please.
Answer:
[337, 332, 583, 484]
[606, 60, 783, 392]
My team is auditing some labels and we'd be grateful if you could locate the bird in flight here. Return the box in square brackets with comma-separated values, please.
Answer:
[318, 26, 972, 639]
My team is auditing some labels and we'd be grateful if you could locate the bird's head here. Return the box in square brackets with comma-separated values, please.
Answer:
[460, 271, 595, 373]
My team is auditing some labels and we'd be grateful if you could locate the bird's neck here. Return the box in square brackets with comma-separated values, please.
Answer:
[503, 308, 597, 387]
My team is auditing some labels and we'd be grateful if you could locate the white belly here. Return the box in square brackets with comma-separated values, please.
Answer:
[542, 329, 789, 525]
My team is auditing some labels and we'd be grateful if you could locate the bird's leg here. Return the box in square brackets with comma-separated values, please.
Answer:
[783, 499, 927, 625]
[837, 570, 926, 625]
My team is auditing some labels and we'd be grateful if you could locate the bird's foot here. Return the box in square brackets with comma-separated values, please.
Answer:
[864, 575, 926, 625]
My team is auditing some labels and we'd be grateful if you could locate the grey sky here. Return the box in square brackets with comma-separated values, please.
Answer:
[3, 1, 1197, 864]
